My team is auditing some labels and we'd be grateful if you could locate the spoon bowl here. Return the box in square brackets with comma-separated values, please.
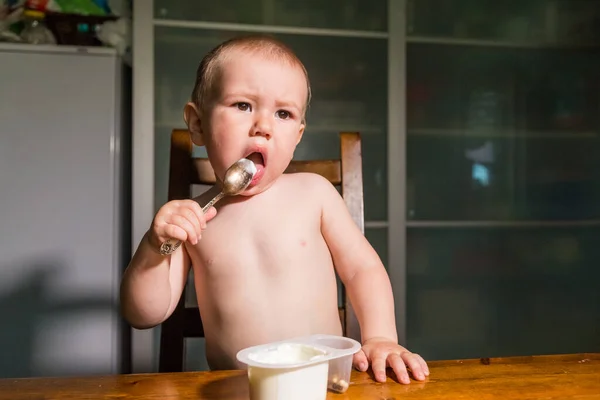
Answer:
[222, 158, 257, 196]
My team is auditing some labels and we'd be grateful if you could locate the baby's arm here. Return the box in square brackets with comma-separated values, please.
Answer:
[317, 178, 396, 341]
[317, 175, 428, 384]
[120, 200, 216, 329]
[120, 231, 190, 328]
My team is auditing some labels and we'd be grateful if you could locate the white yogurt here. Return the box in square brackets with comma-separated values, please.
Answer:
[248, 343, 325, 365]
[246, 344, 329, 400]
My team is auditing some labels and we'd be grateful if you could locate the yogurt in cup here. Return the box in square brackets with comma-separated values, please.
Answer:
[236, 334, 361, 400]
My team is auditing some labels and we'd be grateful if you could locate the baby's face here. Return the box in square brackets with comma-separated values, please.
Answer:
[200, 51, 307, 195]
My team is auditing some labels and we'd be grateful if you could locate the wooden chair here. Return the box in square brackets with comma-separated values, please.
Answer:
[159, 129, 364, 372]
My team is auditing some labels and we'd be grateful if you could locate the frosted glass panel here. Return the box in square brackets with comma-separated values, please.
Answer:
[404, 0, 600, 364]
[406, 43, 600, 221]
[154, 27, 387, 220]
[407, 0, 600, 44]
[406, 226, 600, 360]
[365, 227, 388, 268]
[155, 0, 387, 31]
[155, 0, 263, 25]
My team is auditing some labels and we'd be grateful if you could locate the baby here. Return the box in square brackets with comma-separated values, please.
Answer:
[120, 35, 429, 384]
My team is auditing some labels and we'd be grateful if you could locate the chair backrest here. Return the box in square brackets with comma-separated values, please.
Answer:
[159, 129, 364, 372]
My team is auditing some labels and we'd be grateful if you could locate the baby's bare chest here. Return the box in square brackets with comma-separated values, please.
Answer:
[191, 199, 329, 279]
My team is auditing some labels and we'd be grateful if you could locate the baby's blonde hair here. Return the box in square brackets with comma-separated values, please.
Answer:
[191, 35, 312, 120]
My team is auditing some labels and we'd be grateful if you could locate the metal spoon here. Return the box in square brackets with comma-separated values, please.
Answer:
[158, 158, 256, 255]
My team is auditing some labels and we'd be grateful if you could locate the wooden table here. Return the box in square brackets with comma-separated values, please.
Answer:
[1, 353, 598, 399]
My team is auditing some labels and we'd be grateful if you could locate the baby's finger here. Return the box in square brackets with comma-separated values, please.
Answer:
[180, 206, 202, 237]
[166, 214, 197, 244]
[371, 354, 387, 383]
[163, 223, 188, 244]
[353, 350, 368, 371]
[417, 354, 429, 376]
[403, 352, 426, 381]
[388, 353, 410, 384]
[187, 201, 208, 229]
[204, 206, 217, 222]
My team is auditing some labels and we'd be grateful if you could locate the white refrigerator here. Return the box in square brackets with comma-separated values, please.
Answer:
[0, 43, 130, 378]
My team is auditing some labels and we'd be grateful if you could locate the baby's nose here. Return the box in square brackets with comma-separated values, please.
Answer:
[252, 113, 272, 138]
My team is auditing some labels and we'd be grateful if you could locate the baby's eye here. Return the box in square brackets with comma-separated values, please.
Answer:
[235, 102, 251, 112]
[276, 110, 291, 120]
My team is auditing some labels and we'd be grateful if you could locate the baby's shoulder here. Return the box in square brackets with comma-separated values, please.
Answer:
[280, 172, 338, 194]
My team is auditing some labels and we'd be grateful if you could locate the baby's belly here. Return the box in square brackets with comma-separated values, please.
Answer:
[192, 256, 342, 370]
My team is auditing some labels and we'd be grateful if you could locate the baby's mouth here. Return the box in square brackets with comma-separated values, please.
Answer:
[246, 152, 265, 168]
[245, 152, 266, 185]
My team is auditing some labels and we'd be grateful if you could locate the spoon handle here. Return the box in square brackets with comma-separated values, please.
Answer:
[159, 190, 225, 256]
[201, 190, 225, 213]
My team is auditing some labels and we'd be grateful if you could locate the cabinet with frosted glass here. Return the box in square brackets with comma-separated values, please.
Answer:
[403, 0, 600, 360]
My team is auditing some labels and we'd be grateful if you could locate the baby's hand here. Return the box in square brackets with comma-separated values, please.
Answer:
[353, 337, 429, 384]
[148, 200, 217, 250]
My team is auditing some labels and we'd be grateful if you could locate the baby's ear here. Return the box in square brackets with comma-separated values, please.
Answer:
[296, 122, 305, 145]
[183, 102, 204, 146]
